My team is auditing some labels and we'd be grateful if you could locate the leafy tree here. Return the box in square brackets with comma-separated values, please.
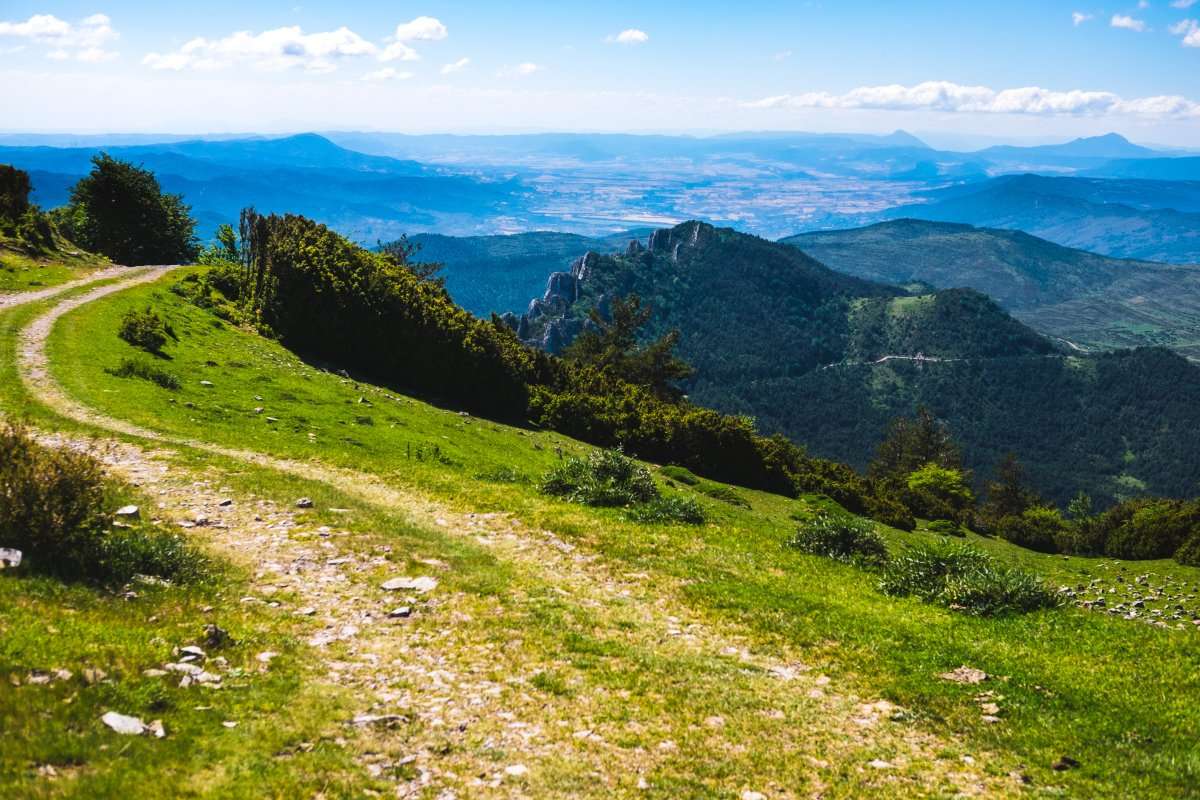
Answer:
[1067, 490, 1093, 521]
[906, 463, 975, 521]
[198, 223, 240, 266]
[982, 453, 1041, 522]
[868, 407, 961, 482]
[0, 164, 32, 223]
[60, 154, 199, 265]
[563, 294, 694, 401]
[380, 234, 444, 284]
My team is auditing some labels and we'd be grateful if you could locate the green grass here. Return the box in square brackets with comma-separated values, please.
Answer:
[0, 245, 105, 293]
[10, 267, 1200, 797]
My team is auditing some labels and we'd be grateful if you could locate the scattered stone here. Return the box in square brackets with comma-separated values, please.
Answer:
[868, 759, 894, 770]
[102, 711, 155, 736]
[939, 666, 988, 684]
[388, 606, 413, 619]
[381, 576, 438, 593]
[265, 417, 278, 424]
[1052, 756, 1080, 771]
[142, 668, 168, 678]
[218, 498, 233, 507]
[222, 721, 238, 729]
[114, 505, 140, 519]
[742, 792, 767, 800]
[0, 548, 21, 568]
[199, 380, 214, 388]
[295, 498, 314, 509]
[504, 764, 529, 778]
[146, 720, 166, 739]
[352, 713, 406, 727]
[256, 651, 278, 664]
[703, 715, 725, 728]
[295, 606, 317, 616]
[82, 668, 107, 685]
[180, 645, 206, 659]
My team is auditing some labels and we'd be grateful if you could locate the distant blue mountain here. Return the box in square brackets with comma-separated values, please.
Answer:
[0, 134, 527, 242]
[885, 174, 1200, 263]
[1085, 157, 1200, 181]
[978, 133, 1160, 161]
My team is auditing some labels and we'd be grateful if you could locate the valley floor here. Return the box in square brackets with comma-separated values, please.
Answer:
[2, 268, 1198, 798]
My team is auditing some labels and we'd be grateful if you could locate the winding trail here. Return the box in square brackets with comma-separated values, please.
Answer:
[0, 265, 143, 311]
[5, 270, 1022, 798]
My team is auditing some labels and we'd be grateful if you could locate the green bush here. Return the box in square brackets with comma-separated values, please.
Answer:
[863, 492, 916, 531]
[996, 506, 1068, 553]
[880, 542, 1059, 616]
[476, 465, 526, 484]
[540, 448, 658, 507]
[789, 514, 887, 565]
[106, 357, 181, 390]
[118, 307, 170, 354]
[0, 422, 203, 584]
[1103, 500, 1199, 560]
[697, 483, 750, 508]
[625, 495, 706, 525]
[1176, 533, 1200, 567]
[660, 465, 700, 485]
[905, 463, 975, 521]
[926, 519, 965, 537]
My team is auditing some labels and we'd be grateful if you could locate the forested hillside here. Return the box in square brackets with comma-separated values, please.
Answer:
[514, 221, 1200, 505]
[784, 220, 1200, 358]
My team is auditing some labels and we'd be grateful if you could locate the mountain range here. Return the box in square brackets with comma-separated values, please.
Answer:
[507, 221, 1200, 506]
[783, 219, 1200, 359]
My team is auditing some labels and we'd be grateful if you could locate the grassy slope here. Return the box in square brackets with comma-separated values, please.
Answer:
[19, 268, 1200, 797]
[0, 232, 107, 293]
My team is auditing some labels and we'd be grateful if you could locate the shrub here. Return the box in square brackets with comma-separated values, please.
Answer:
[926, 519, 965, 537]
[625, 495, 706, 525]
[905, 463, 975, 521]
[660, 465, 700, 485]
[106, 357, 181, 390]
[996, 506, 1067, 553]
[1176, 533, 1200, 567]
[0, 422, 204, 584]
[118, 307, 170, 354]
[1103, 500, 1198, 561]
[864, 492, 916, 532]
[880, 542, 1059, 616]
[697, 483, 750, 508]
[789, 514, 887, 565]
[476, 466, 526, 484]
[540, 448, 658, 507]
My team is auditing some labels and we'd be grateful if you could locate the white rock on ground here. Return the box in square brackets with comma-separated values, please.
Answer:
[381, 576, 438, 593]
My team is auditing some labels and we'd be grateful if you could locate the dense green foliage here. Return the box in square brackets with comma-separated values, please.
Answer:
[996, 506, 1069, 553]
[0, 422, 202, 583]
[0, 164, 78, 255]
[0, 164, 32, 224]
[54, 154, 199, 265]
[117, 306, 171, 353]
[513, 221, 1200, 507]
[879, 542, 1060, 616]
[789, 514, 887, 565]
[539, 448, 659, 507]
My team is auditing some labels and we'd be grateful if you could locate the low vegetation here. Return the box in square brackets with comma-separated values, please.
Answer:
[117, 306, 172, 354]
[0, 421, 203, 584]
[789, 514, 888, 565]
[879, 542, 1061, 617]
[105, 357, 181, 390]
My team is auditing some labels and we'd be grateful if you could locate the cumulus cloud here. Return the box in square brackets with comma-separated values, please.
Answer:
[393, 16, 447, 42]
[498, 62, 541, 77]
[1172, 0, 1197, 8]
[1072, 12, 1094, 25]
[440, 57, 470, 74]
[0, 12, 119, 61]
[1111, 14, 1148, 31]
[1171, 18, 1200, 45]
[143, 25, 377, 72]
[606, 28, 649, 45]
[744, 80, 1200, 118]
[362, 67, 413, 81]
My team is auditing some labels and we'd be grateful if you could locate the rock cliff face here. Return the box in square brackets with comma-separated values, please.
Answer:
[509, 241, 644, 354]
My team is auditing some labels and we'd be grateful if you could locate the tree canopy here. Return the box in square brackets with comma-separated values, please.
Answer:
[57, 154, 199, 265]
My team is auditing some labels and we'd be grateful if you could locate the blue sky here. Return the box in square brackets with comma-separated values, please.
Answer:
[2, 1, 1199, 144]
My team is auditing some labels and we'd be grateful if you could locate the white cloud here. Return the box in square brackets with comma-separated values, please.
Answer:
[1171, 18, 1200, 45]
[362, 67, 412, 81]
[772, 49, 793, 61]
[1139, 0, 1151, 8]
[0, 12, 119, 61]
[143, 25, 376, 72]
[1111, 14, 1148, 31]
[1072, 12, 1094, 25]
[393, 16, 447, 42]
[606, 29, 649, 45]
[744, 80, 1200, 118]
[1172, 0, 1198, 8]
[498, 62, 541, 77]
[440, 57, 470, 74]
[379, 41, 419, 62]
